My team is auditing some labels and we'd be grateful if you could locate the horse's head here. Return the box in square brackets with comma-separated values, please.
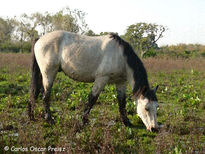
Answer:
[133, 85, 159, 132]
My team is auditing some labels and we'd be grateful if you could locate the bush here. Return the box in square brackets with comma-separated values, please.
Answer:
[158, 44, 205, 58]
[0, 41, 31, 53]
[143, 48, 157, 58]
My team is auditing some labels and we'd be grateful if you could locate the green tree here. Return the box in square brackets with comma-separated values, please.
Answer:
[0, 7, 88, 52]
[13, 7, 88, 42]
[99, 32, 110, 36]
[124, 22, 166, 58]
[31, 12, 53, 35]
[50, 7, 88, 34]
[15, 13, 39, 42]
[0, 18, 15, 43]
[86, 30, 96, 36]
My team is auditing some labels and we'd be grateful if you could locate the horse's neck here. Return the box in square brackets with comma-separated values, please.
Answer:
[126, 64, 149, 94]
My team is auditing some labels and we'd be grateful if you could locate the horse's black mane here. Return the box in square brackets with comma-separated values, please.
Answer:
[110, 33, 150, 94]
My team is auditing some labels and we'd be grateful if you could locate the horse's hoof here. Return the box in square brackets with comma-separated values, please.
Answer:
[46, 118, 55, 125]
[82, 115, 89, 126]
[82, 119, 89, 125]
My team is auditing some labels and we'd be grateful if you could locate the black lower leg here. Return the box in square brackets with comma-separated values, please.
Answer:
[82, 93, 99, 124]
[117, 94, 132, 127]
[43, 90, 53, 123]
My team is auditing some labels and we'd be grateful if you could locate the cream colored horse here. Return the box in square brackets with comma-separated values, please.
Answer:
[29, 31, 159, 131]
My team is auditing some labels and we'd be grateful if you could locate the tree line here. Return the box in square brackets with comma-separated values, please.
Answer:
[0, 7, 204, 58]
[0, 7, 88, 53]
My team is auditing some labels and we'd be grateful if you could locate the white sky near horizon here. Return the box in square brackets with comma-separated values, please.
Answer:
[0, 0, 205, 46]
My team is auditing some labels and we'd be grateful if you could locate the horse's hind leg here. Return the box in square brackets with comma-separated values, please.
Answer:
[82, 76, 109, 125]
[41, 69, 58, 124]
[116, 82, 132, 127]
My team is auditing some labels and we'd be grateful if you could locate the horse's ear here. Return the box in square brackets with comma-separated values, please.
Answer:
[132, 86, 147, 99]
[153, 85, 159, 93]
[132, 91, 139, 99]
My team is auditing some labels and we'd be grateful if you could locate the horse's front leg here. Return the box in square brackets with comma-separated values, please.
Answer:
[116, 83, 132, 127]
[82, 76, 109, 125]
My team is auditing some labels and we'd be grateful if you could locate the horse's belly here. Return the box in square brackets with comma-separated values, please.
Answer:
[61, 61, 96, 82]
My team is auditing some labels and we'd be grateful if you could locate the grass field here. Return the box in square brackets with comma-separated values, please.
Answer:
[0, 53, 205, 153]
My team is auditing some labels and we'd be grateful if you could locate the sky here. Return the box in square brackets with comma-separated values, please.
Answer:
[0, 0, 205, 45]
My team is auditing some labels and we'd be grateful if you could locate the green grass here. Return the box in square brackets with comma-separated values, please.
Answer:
[0, 56, 205, 153]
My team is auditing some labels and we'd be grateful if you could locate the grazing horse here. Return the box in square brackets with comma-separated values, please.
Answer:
[29, 31, 159, 131]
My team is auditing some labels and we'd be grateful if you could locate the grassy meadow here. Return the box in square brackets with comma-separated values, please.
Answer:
[0, 53, 205, 153]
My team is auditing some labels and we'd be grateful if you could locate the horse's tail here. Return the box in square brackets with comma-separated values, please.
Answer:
[28, 38, 42, 120]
